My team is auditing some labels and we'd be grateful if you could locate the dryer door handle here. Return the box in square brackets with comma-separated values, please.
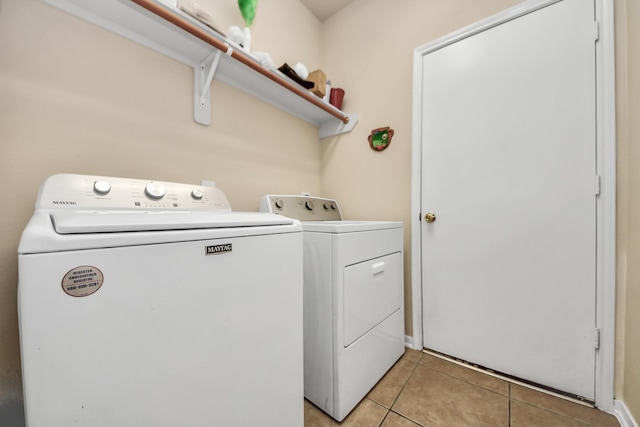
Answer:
[371, 261, 386, 275]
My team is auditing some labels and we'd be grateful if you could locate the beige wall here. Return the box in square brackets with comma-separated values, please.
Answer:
[0, 0, 321, 422]
[617, 0, 640, 420]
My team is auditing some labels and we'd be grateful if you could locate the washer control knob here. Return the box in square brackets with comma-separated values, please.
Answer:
[323, 203, 331, 210]
[93, 180, 111, 195]
[331, 202, 337, 210]
[191, 189, 204, 200]
[275, 199, 284, 209]
[145, 182, 166, 200]
[305, 201, 315, 211]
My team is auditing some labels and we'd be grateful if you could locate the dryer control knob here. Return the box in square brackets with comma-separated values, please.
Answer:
[145, 182, 166, 200]
[331, 202, 337, 210]
[191, 189, 204, 200]
[93, 180, 111, 195]
[323, 203, 331, 210]
[305, 201, 314, 211]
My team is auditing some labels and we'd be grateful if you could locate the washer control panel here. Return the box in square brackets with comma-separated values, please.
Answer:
[37, 174, 231, 211]
[260, 195, 342, 221]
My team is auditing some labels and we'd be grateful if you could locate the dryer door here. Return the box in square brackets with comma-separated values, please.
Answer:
[343, 252, 402, 347]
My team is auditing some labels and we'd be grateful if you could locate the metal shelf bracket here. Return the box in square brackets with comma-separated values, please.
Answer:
[194, 49, 225, 125]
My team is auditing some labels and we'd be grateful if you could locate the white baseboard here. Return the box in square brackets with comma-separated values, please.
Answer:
[613, 399, 638, 427]
[404, 335, 420, 350]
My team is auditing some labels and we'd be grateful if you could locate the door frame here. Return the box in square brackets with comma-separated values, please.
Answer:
[410, 0, 616, 411]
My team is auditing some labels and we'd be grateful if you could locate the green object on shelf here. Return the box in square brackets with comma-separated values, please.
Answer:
[238, 0, 258, 26]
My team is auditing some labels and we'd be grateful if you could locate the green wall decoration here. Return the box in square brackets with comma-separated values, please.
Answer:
[368, 127, 394, 151]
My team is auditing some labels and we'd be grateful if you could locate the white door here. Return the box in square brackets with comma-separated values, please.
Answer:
[420, 0, 597, 399]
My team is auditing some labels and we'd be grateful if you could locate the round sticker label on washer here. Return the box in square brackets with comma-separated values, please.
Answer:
[62, 266, 104, 297]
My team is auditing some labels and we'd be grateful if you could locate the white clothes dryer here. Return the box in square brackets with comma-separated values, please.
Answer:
[18, 174, 303, 427]
[260, 195, 404, 422]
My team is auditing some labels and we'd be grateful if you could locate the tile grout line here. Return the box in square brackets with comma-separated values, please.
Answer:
[377, 407, 390, 427]
[423, 349, 593, 408]
[509, 382, 512, 427]
[391, 410, 427, 427]
[515, 399, 609, 427]
[418, 362, 508, 399]
[419, 352, 500, 395]
[386, 354, 427, 426]
[416, 354, 512, 427]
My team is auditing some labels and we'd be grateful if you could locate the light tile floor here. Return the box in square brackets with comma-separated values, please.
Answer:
[304, 349, 621, 427]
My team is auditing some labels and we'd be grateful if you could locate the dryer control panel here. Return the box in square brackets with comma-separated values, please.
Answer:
[36, 174, 231, 211]
[260, 195, 342, 221]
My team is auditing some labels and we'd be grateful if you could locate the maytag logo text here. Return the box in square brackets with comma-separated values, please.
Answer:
[205, 244, 232, 255]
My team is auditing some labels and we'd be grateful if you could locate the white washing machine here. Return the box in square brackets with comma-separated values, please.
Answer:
[260, 195, 404, 422]
[18, 174, 304, 427]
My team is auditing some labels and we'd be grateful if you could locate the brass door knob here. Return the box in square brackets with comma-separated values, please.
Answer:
[425, 212, 436, 223]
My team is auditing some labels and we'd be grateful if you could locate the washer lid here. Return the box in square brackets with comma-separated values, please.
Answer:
[50, 211, 294, 234]
[19, 211, 301, 254]
[302, 220, 403, 233]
